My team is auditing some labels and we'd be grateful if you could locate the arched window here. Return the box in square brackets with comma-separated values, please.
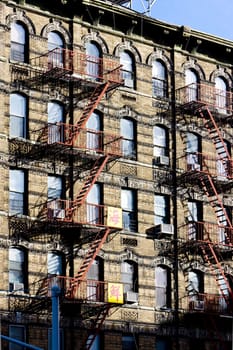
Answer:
[10, 93, 27, 138]
[153, 125, 169, 166]
[186, 132, 201, 171]
[120, 118, 136, 159]
[10, 21, 28, 62]
[48, 31, 64, 68]
[215, 76, 228, 114]
[47, 251, 64, 276]
[47, 101, 64, 143]
[9, 247, 27, 292]
[185, 69, 198, 102]
[87, 183, 102, 225]
[86, 42, 102, 79]
[121, 260, 138, 303]
[86, 111, 102, 151]
[155, 265, 171, 308]
[152, 60, 167, 98]
[120, 51, 135, 88]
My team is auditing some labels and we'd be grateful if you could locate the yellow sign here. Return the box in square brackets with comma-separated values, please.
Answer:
[107, 207, 122, 228]
[108, 283, 124, 304]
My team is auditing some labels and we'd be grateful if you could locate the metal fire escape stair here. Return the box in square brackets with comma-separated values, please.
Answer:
[68, 228, 111, 298]
[72, 155, 110, 211]
[80, 304, 112, 350]
[71, 82, 110, 145]
[198, 107, 231, 175]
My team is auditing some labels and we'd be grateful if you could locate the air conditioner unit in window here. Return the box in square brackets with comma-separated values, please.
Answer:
[193, 300, 204, 311]
[124, 291, 138, 303]
[154, 156, 169, 166]
[13, 282, 24, 293]
[53, 209, 65, 219]
[154, 224, 174, 236]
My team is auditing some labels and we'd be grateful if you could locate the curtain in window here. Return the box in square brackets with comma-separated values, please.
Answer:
[11, 22, 26, 62]
[48, 102, 64, 143]
[215, 76, 227, 114]
[86, 42, 101, 79]
[120, 51, 134, 87]
[47, 252, 63, 275]
[9, 169, 24, 214]
[185, 69, 198, 102]
[152, 60, 167, 97]
[153, 126, 166, 156]
[86, 112, 101, 150]
[48, 176, 62, 200]
[48, 31, 64, 68]
[120, 118, 135, 157]
[10, 93, 26, 138]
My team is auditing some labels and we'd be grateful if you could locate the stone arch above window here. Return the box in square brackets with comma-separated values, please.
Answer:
[6, 9, 35, 35]
[114, 40, 141, 63]
[147, 50, 172, 73]
[41, 19, 71, 45]
[82, 31, 108, 54]
[118, 105, 138, 121]
[182, 58, 205, 81]
[210, 67, 232, 88]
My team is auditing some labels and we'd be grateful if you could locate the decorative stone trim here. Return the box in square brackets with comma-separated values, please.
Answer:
[41, 19, 71, 45]
[6, 8, 35, 35]
[182, 57, 205, 81]
[147, 48, 172, 73]
[209, 66, 232, 87]
[81, 30, 108, 54]
[114, 39, 141, 63]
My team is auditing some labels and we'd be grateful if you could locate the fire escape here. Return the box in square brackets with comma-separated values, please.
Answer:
[176, 82, 233, 320]
[9, 48, 124, 348]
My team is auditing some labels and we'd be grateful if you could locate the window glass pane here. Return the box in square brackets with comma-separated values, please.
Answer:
[152, 61, 165, 79]
[9, 325, 25, 350]
[10, 94, 26, 138]
[86, 42, 100, 58]
[10, 94, 26, 117]
[48, 252, 62, 275]
[121, 189, 133, 210]
[86, 42, 100, 78]
[48, 102, 63, 123]
[11, 22, 25, 44]
[120, 52, 132, 72]
[10, 170, 24, 192]
[122, 335, 136, 350]
[9, 248, 24, 262]
[48, 176, 62, 200]
[48, 32, 63, 51]
[189, 271, 199, 292]
[186, 132, 198, 153]
[121, 119, 134, 139]
[185, 69, 198, 101]
[87, 184, 100, 204]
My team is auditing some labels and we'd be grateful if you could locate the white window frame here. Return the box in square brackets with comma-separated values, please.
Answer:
[9, 169, 25, 215]
[10, 93, 26, 139]
[152, 60, 167, 98]
[10, 22, 26, 62]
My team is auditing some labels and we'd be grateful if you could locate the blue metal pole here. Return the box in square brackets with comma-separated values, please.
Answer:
[0, 334, 43, 350]
[51, 285, 60, 350]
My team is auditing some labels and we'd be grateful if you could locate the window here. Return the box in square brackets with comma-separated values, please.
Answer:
[120, 51, 135, 88]
[87, 258, 104, 302]
[216, 139, 230, 178]
[10, 93, 27, 138]
[188, 270, 204, 300]
[187, 201, 203, 240]
[153, 126, 168, 157]
[152, 60, 167, 98]
[185, 69, 198, 102]
[86, 42, 102, 79]
[86, 111, 102, 151]
[10, 22, 28, 62]
[121, 189, 137, 232]
[86, 183, 102, 225]
[9, 325, 26, 350]
[9, 169, 26, 215]
[87, 335, 101, 350]
[154, 194, 170, 225]
[217, 206, 231, 244]
[121, 260, 138, 302]
[48, 175, 63, 201]
[48, 31, 64, 68]
[120, 118, 136, 159]
[47, 251, 64, 276]
[47, 101, 64, 144]
[122, 335, 137, 350]
[155, 266, 171, 308]
[186, 132, 201, 171]
[9, 247, 27, 292]
[156, 338, 172, 350]
[215, 76, 228, 114]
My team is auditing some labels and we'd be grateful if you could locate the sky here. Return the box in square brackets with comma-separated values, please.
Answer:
[132, 0, 233, 41]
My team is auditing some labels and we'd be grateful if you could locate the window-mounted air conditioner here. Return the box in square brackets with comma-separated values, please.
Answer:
[124, 291, 138, 303]
[154, 224, 174, 236]
[53, 209, 65, 219]
[13, 282, 24, 293]
[193, 300, 204, 311]
[154, 155, 169, 166]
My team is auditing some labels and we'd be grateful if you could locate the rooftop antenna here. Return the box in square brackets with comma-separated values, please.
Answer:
[110, 0, 157, 16]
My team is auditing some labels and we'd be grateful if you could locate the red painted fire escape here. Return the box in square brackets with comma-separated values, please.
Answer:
[177, 82, 233, 313]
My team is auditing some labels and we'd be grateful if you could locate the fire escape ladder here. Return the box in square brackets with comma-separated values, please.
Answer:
[198, 173, 232, 241]
[73, 155, 110, 210]
[72, 82, 110, 144]
[200, 242, 233, 308]
[80, 304, 112, 350]
[198, 107, 230, 174]
[69, 228, 111, 297]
